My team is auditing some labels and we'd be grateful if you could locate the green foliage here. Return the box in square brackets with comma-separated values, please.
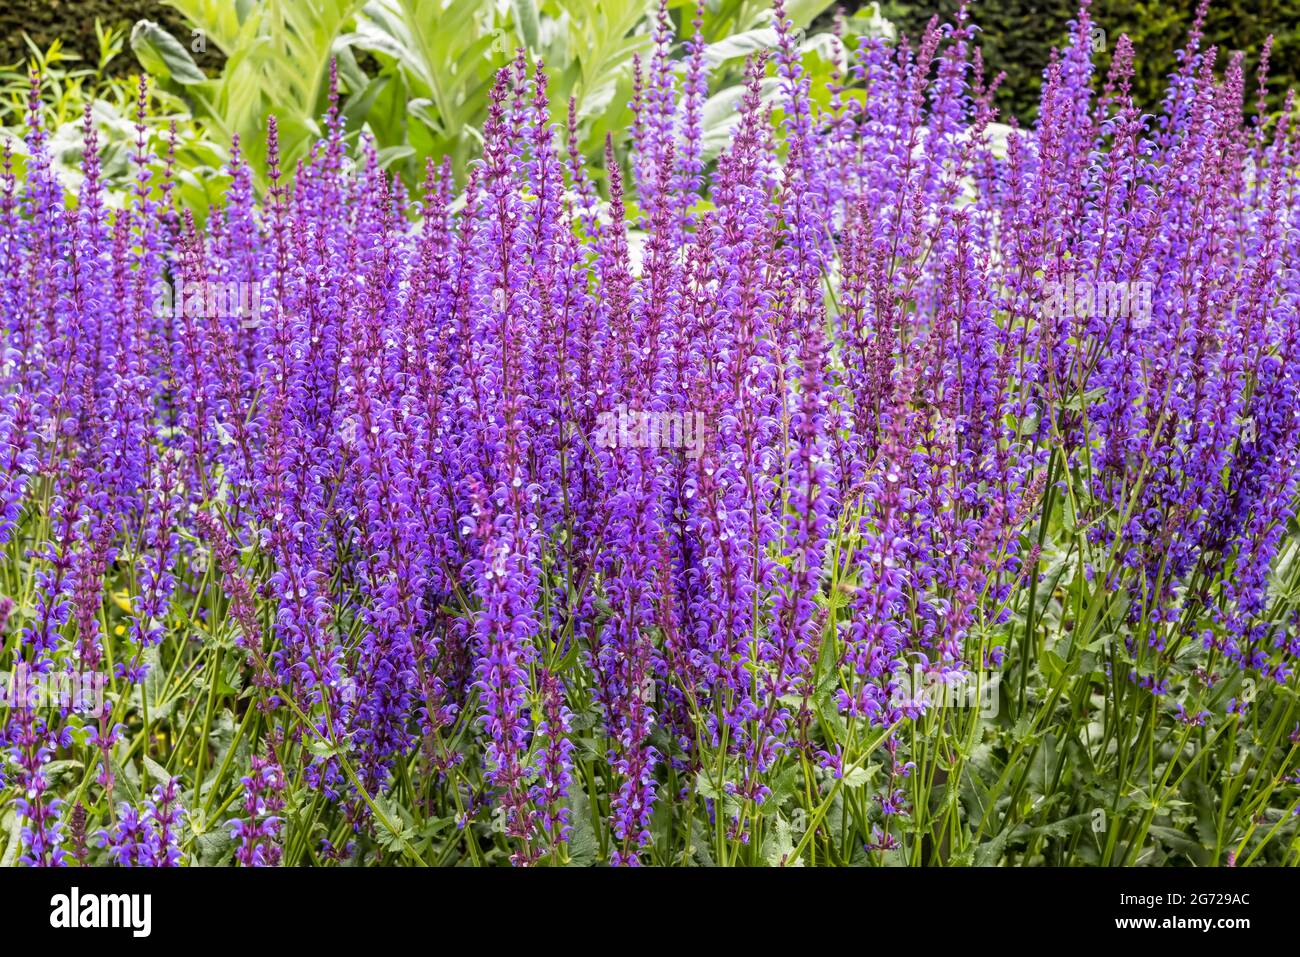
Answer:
[4, 0, 898, 198]
[338, 0, 655, 187]
[132, 0, 366, 190]
[127, 0, 890, 188]
[0, 18, 228, 210]
[1, 18, 131, 128]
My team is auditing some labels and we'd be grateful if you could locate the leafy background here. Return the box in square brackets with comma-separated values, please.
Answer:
[7, 0, 1299, 125]
[5, 0, 884, 193]
[3, 0, 1297, 208]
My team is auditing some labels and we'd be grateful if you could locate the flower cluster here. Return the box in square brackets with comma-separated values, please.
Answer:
[99, 778, 185, 867]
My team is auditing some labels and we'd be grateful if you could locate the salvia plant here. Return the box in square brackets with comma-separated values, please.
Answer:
[1, 0, 1299, 868]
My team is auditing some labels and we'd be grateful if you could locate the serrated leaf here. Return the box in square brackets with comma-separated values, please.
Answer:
[763, 813, 801, 866]
[44, 760, 84, 786]
[690, 819, 714, 867]
[566, 784, 598, 866]
[843, 766, 875, 790]
[695, 771, 725, 801]
[142, 754, 172, 789]
[973, 827, 1013, 866]
[195, 827, 236, 867]
[305, 737, 342, 760]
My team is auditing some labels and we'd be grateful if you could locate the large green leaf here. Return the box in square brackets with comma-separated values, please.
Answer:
[131, 20, 207, 85]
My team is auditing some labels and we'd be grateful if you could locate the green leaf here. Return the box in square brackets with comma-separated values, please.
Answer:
[763, 813, 800, 866]
[130, 20, 207, 85]
[0, 811, 19, 868]
[510, 0, 542, 51]
[372, 795, 415, 851]
[1023, 811, 1092, 840]
[695, 770, 725, 801]
[566, 784, 598, 866]
[143, 754, 173, 788]
[375, 144, 416, 168]
[163, 0, 252, 54]
[973, 826, 1013, 866]
[783, 0, 837, 29]
[194, 827, 236, 867]
[44, 760, 84, 787]
[1149, 825, 1207, 859]
[331, 41, 370, 93]
[1040, 649, 1070, 682]
[1191, 780, 1218, 849]
[305, 737, 343, 760]
[764, 764, 802, 811]
[703, 27, 775, 67]
[843, 766, 875, 791]
[689, 819, 715, 867]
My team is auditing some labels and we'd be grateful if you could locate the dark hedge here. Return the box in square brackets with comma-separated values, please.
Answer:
[0, 0, 215, 73]
[880, 0, 1299, 123]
